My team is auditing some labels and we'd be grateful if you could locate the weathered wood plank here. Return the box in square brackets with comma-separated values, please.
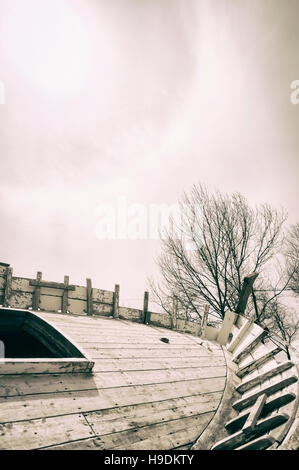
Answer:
[84, 394, 220, 436]
[37, 315, 117, 327]
[227, 319, 252, 353]
[268, 370, 299, 444]
[37, 327, 169, 341]
[199, 304, 209, 338]
[0, 263, 10, 274]
[191, 348, 243, 451]
[112, 284, 119, 318]
[0, 366, 225, 395]
[41, 437, 103, 450]
[212, 414, 289, 450]
[0, 370, 224, 401]
[39, 314, 136, 327]
[4, 292, 32, 310]
[66, 334, 204, 346]
[143, 291, 150, 324]
[30, 279, 76, 290]
[3, 267, 13, 307]
[39, 294, 62, 313]
[32, 287, 63, 297]
[95, 366, 226, 388]
[40, 425, 193, 450]
[92, 356, 226, 372]
[242, 393, 267, 434]
[86, 278, 93, 315]
[48, 323, 191, 337]
[0, 357, 225, 389]
[88, 303, 113, 315]
[0, 393, 222, 450]
[150, 312, 172, 329]
[61, 323, 221, 344]
[235, 435, 276, 450]
[217, 311, 237, 345]
[233, 376, 298, 411]
[118, 306, 143, 322]
[225, 391, 296, 433]
[92, 289, 114, 304]
[237, 345, 281, 378]
[38, 313, 223, 350]
[32, 272, 42, 310]
[61, 276, 69, 313]
[38, 314, 210, 341]
[0, 359, 93, 375]
[0, 276, 5, 289]
[84, 348, 224, 359]
[233, 330, 268, 364]
[11, 277, 35, 294]
[45, 412, 215, 450]
[233, 322, 262, 354]
[236, 361, 294, 394]
[0, 377, 226, 422]
[67, 298, 87, 315]
[235, 272, 259, 315]
[112, 413, 215, 450]
[0, 413, 94, 450]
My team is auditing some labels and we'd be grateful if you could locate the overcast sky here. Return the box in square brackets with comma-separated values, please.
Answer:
[0, 0, 298, 309]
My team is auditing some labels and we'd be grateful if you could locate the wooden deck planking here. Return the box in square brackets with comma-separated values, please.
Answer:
[0, 367, 225, 398]
[83, 347, 224, 359]
[92, 356, 226, 372]
[0, 312, 227, 449]
[105, 413, 215, 450]
[0, 377, 226, 423]
[67, 336, 202, 346]
[0, 393, 221, 450]
[40, 412, 215, 450]
[0, 365, 226, 394]
[38, 314, 221, 349]
[66, 332, 204, 346]
[0, 413, 94, 450]
[268, 370, 299, 444]
[41, 322, 167, 336]
[84, 393, 222, 432]
[237, 345, 281, 378]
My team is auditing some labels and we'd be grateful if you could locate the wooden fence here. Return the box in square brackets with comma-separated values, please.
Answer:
[0, 262, 219, 338]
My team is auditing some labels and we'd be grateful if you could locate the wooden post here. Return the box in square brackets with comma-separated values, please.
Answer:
[199, 304, 209, 338]
[29, 276, 75, 314]
[251, 287, 259, 322]
[32, 271, 42, 311]
[62, 275, 69, 314]
[3, 266, 13, 307]
[86, 278, 93, 315]
[113, 284, 120, 318]
[242, 394, 267, 434]
[235, 272, 259, 319]
[217, 310, 237, 345]
[143, 291, 150, 324]
[171, 296, 178, 329]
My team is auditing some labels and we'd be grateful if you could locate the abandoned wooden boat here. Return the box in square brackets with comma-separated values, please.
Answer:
[0, 262, 298, 450]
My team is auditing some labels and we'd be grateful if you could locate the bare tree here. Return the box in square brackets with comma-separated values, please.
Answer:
[150, 184, 287, 321]
[254, 296, 299, 360]
[285, 223, 299, 295]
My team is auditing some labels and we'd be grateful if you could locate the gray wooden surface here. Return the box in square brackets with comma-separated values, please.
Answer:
[0, 312, 227, 450]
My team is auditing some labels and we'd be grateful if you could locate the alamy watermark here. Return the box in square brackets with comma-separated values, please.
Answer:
[290, 80, 299, 105]
[0, 80, 5, 104]
[95, 196, 203, 245]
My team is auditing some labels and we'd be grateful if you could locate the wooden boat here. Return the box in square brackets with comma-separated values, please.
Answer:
[0, 263, 298, 450]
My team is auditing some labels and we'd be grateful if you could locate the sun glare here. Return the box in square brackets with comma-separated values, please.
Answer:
[1, 0, 95, 98]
